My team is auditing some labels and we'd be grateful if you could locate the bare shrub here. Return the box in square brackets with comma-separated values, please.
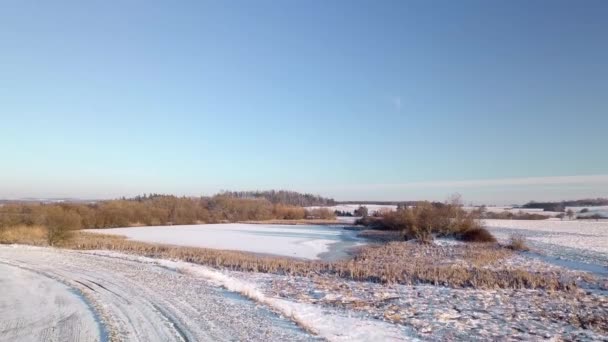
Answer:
[362, 196, 489, 243]
[506, 235, 530, 251]
[43, 206, 80, 246]
[459, 227, 497, 243]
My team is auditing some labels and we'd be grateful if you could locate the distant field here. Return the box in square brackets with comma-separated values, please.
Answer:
[484, 219, 608, 266]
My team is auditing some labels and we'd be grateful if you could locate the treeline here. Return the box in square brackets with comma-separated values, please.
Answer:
[338, 201, 418, 206]
[0, 194, 335, 230]
[480, 210, 548, 220]
[219, 190, 336, 207]
[522, 198, 608, 212]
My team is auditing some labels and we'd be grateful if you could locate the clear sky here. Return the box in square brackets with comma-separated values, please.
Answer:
[1, 0, 607, 204]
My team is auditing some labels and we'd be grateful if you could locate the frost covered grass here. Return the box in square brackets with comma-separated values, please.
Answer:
[54, 232, 573, 291]
[0, 225, 47, 245]
[0, 224, 582, 290]
[506, 235, 530, 251]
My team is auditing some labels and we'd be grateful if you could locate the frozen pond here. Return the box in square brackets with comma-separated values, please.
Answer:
[86, 224, 366, 260]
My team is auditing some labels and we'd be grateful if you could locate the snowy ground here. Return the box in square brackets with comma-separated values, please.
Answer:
[86, 224, 365, 260]
[1, 243, 606, 341]
[484, 219, 608, 266]
[235, 270, 607, 341]
[0, 263, 103, 342]
[0, 245, 412, 341]
[464, 206, 563, 217]
[568, 205, 608, 218]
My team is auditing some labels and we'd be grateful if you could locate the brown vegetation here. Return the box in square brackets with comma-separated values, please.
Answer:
[0, 227, 574, 291]
[506, 235, 530, 251]
[0, 194, 334, 232]
[0, 225, 47, 245]
[358, 198, 494, 243]
[459, 227, 497, 243]
[480, 210, 549, 220]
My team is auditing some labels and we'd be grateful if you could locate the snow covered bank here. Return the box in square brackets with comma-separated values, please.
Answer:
[86, 223, 364, 260]
[484, 219, 608, 266]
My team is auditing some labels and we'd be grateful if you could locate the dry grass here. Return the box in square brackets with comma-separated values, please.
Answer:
[0, 226, 575, 291]
[0, 225, 48, 245]
[58, 232, 572, 291]
[506, 234, 530, 251]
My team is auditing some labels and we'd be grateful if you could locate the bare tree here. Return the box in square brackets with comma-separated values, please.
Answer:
[566, 209, 575, 220]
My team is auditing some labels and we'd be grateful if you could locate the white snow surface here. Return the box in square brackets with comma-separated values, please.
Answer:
[464, 206, 563, 217]
[89, 251, 412, 341]
[0, 262, 102, 342]
[484, 219, 608, 266]
[0, 245, 412, 341]
[484, 219, 608, 254]
[87, 223, 361, 260]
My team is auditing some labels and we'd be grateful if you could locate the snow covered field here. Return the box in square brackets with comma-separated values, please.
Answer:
[0, 246, 410, 341]
[465, 206, 563, 217]
[484, 219, 608, 266]
[86, 224, 364, 260]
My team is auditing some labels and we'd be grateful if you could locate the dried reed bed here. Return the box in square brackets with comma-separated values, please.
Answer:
[0, 226, 574, 290]
[67, 232, 573, 291]
[0, 225, 47, 245]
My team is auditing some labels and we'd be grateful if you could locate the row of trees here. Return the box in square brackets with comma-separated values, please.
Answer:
[0, 194, 335, 230]
[522, 198, 608, 212]
[219, 190, 336, 207]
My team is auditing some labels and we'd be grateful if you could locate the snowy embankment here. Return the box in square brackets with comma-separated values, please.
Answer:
[86, 223, 363, 260]
[484, 219, 608, 266]
[0, 245, 411, 341]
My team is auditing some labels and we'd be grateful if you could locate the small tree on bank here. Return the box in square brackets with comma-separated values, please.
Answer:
[355, 206, 369, 217]
[566, 209, 575, 220]
[43, 206, 81, 246]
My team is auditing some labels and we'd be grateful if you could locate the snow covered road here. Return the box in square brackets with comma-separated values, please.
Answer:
[0, 263, 102, 342]
[0, 245, 313, 342]
[0, 246, 409, 341]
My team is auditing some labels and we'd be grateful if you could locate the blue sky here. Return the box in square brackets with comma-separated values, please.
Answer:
[1, 0, 607, 203]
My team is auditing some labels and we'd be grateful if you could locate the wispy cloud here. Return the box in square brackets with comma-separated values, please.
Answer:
[323, 174, 608, 191]
[316, 174, 608, 204]
[390, 96, 402, 111]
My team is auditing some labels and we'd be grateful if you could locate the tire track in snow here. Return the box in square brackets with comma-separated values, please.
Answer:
[0, 245, 314, 341]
